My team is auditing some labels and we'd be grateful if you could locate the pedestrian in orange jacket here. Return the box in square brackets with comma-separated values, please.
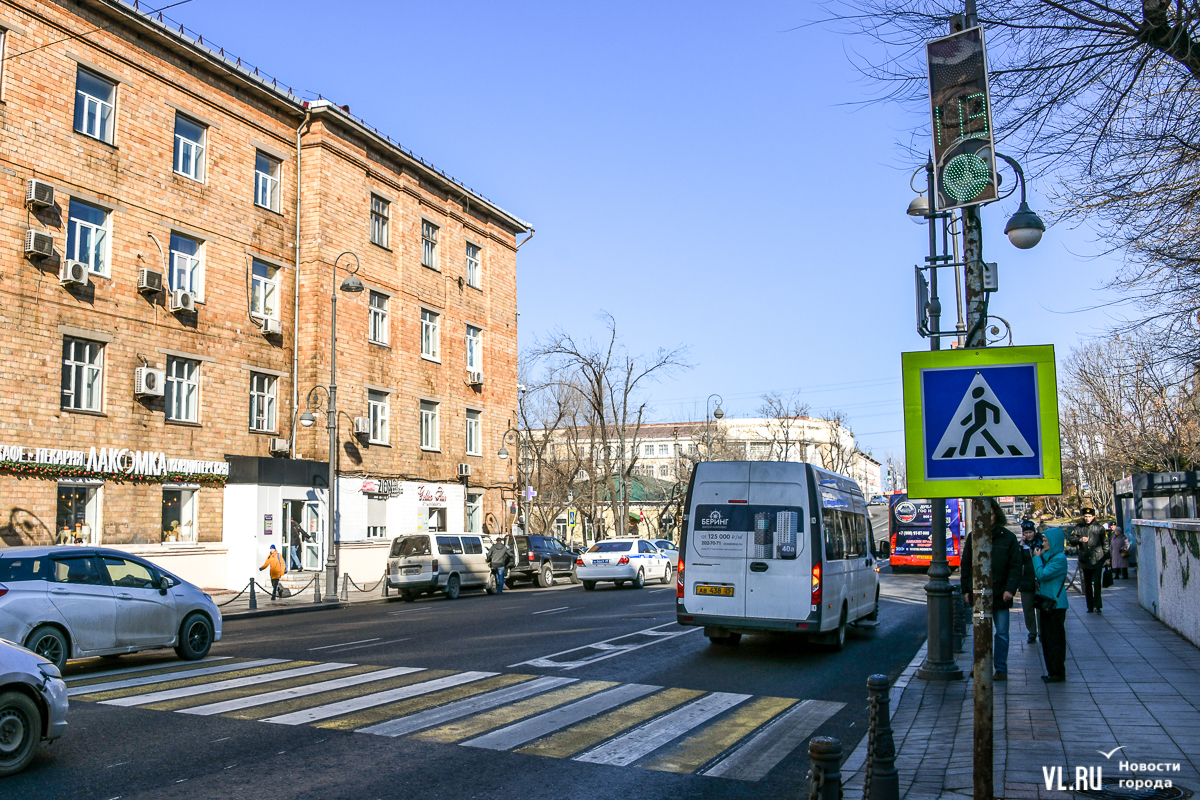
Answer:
[260, 545, 286, 599]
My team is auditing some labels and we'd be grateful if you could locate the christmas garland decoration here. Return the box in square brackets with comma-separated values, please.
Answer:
[0, 460, 228, 486]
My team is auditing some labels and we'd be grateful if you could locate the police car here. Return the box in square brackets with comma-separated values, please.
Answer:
[574, 537, 672, 590]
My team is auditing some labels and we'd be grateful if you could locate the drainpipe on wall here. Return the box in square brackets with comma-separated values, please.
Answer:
[290, 109, 311, 459]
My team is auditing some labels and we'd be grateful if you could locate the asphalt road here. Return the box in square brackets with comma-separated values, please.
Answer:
[14, 566, 931, 800]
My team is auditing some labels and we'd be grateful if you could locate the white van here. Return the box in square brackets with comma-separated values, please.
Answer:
[386, 533, 492, 600]
[676, 461, 880, 649]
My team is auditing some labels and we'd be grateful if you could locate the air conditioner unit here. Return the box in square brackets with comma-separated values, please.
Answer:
[260, 317, 282, 336]
[269, 438, 290, 455]
[26, 179, 55, 208]
[134, 367, 166, 397]
[137, 268, 163, 294]
[169, 289, 195, 313]
[59, 260, 89, 287]
[353, 417, 371, 435]
[24, 230, 54, 259]
[457, 463, 471, 478]
[467, 371, 484, 386]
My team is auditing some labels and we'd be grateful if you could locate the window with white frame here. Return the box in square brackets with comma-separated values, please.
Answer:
[644, 444, 654, 456]
[61, 338, 103, 412]
[249, 373, 276, 432]
[66, 199, 109, 276]
[465, 242, 481, 288]
[659, 465, 670, 477]
[421, 220, 439, 269]
[173, 115, 205, 181]
[0, 30, 6, 91]
[367, 496, 387, 538]
[369, 291, 388, 345]
[370, 195, 389, 248]
[250, 259, 279, 320]
[166, 357, 200, 423]
[169, 233, 203, 300]
[466, 409, 481, 456]
[73, 68, 114, 143]
[658, 444, 669, 455]
[466, 492, 482, 533]
[420, 400, 439, 450]
[368, 390, 389, 444]
[465, 325, 482, 372]
[420, 309, 440, 360]
[749, 442, 770, 459]
[254, 151, 280, 211]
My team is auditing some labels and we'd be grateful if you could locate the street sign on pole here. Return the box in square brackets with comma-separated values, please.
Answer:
[902, 345, 1061, 498]
[927, 27, 998, 211]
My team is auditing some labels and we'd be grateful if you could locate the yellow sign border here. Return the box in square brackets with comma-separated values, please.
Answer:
[902, 345, 1061, 499]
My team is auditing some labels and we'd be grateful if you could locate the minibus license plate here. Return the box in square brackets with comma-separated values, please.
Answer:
[695, 584, 734, 597]
[404, 566, 421, 576]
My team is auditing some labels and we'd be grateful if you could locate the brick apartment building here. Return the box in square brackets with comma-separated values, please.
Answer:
[0, 0, 530, 588]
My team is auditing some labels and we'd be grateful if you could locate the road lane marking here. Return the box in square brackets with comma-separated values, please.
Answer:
[65, 656, 233, 684]
[324, 638, 410, 654]
[388, 608, 432, 615]
[531, 606, 571, 615]
[100, 662, 351, 707]
[68, 659, 286, 697]
[317, 674, 539, 731]
[700, 699, 844, 781]
[177, 666, 423, 716]
[573, 692, 751, 766]
[462, 684, 661, 751]
[358, 676, 575, 738]
[222, 670, 453, 721]
[307, 638, 380, 651]
[510, 623, 701, 670]
[413, 681, 616, 744]
[262, 671, 497, 725]
[515, 688, 704, 760]
[641, 696, 798, 774]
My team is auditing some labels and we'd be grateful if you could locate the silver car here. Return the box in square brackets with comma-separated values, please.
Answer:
[0, 636, 68, 775]
[0, 547, 222, 671]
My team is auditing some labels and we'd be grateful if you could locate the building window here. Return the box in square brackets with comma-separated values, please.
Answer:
[369, 292, 388, 345]
[659, 465, 670, 477]
[169, 233, 203, 300]
[466, 492, 482, 533]
[465, 326, 482, 373]
[73, 68, 115, 143]
[254, 151, 281, 211]
[0, 30, 6, 91]
[166, 357, 200, 423]
[250, 259, 279, 320]
[644, 444, 654, 456]
[57, 484, 99, 544]
[66, 199, 109, 276]
[466, 409, 481, 456]
[367, 496, 387, 538]
[162, 488, 197, 542]
[421, 220, 439, 270]
[465, 242, 481, 288]
[61, 338, 103, 412]
[172, 115, 206, 181]
[749, 442, 770, 459]
[420, 400, 439, 450]
[368, 390, 389, 444]
[658, 444, 669, 455]
[420, 309, 440, 360]
[370, 195, 389, 248]
[249, 373, 277, 432]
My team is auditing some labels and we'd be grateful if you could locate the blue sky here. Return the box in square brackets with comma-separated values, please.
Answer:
[161, 0, 1126, 462]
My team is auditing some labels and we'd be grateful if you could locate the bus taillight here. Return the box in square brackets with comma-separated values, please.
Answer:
[811, 562, 822, 605]
[676, 559, 684, 599]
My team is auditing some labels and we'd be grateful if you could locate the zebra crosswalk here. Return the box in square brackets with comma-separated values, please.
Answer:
[65, 656, 844, 782]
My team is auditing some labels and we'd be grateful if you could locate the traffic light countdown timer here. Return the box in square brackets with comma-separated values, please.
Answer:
[926, 27, 998, 210]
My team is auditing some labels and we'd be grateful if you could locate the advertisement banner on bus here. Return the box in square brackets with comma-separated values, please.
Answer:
[888, 493, 962, 569]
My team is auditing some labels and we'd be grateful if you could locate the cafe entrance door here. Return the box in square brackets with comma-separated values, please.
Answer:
[282, 500, 322, 571]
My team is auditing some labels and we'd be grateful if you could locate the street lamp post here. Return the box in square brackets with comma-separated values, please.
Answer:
[497, 426, 523, 534]
[298, 251, 363, 602]
[705, 394, 724, 461]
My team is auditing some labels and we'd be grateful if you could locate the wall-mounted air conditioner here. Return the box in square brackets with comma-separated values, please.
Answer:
[169, 289, 195, 313]
[137, 268, 163, 294]
[457, 463, 471, 478]
[353, 417, 371, 436]
[467, 371, 484, 386]
[260, 318, 282, 336]
[59, 260, 89, 287]
[134, 367, 166, 397]
[26, 179, 55, 208]
[269, 438, 290, 455]
[24, 230, 53, 259]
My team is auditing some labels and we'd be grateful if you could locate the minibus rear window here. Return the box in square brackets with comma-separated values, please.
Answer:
[587, 542, 633, 553]
[390, 536, 432, 558]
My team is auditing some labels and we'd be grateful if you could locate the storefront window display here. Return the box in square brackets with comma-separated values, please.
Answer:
[55, 482, 98, 545]
[162, 487, 198, 542]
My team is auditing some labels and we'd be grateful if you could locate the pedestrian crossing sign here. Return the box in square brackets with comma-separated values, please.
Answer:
[902, 345, 1061, 498]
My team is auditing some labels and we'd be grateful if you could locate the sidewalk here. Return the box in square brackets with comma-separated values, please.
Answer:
[212, 575, 397, 618]
[842, 572, 1200, 799]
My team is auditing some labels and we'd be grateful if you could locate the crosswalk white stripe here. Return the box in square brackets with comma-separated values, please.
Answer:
[68, 659, 287, 696]
[462, 683, 661, 751]
[573, 692, 751, 767]
[357, 677, 578, 738]
[101, 662, 354, 707]
[262, 671, 498, 725]
[65, 656, 232, 683]
[179, 666, 426, 716]
[700, 699, 844, 780]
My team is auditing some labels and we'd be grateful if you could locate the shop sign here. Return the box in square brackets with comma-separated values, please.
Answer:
[416, 484, 448, 507]
[0, 443, 230, 481]
[361, 478, 403, 497]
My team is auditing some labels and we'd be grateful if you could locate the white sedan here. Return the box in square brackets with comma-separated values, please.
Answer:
[575, 538, 672, 590]
[653, 539, 679, 568]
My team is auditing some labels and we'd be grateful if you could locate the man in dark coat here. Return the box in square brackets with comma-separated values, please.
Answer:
[1069, 507, 1109, 612]
[961, 499, 1024, 680]
[486, 537, 515, 594]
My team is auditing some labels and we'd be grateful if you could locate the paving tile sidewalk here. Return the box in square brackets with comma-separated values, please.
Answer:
[843, 572, 1200, 799]
[210, 573, 397, 618]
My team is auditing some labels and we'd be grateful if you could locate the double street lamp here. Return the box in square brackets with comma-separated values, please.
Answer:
[298, 251, 363, 602]
[496, 426, 523, 534]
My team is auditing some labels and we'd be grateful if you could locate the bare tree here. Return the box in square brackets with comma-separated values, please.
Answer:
[518, 375, 589, 537]
[819, 410, 863, 475]
[884, 453, 908, 492]
[757, 391, 813, 461]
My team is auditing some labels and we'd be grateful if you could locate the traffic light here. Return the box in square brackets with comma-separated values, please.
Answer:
[926, 27, 997, 210]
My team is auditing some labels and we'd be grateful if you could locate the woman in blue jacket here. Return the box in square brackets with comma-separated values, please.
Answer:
[1032, 526, 1069, 683]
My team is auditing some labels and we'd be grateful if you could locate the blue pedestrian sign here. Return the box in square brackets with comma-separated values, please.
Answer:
[903, 345, 1061, 498]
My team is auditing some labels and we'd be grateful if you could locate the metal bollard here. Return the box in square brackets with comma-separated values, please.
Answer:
[248, 577, 257, 611]
[807, 736, 843, 800]
[312, 572, 321, 603]
[340, 572, 349, 601]
[864, 675, 899, 800]
[381, 569, 389, 597]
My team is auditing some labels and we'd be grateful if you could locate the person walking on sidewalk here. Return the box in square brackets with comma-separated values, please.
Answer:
[1032, 526, 1069, 683]
[288, 520, 305, 571]
[1018, 520, 1040, 643]
[486, 537, 514, 594]
[1069, 507, 1109, 612]
[961, 500, 1023, 681]
[1110, 527, 1130, 580]
[259, 545, 286, 600]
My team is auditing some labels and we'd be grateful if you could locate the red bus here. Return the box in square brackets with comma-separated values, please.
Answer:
[888, 494, 962, 572]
